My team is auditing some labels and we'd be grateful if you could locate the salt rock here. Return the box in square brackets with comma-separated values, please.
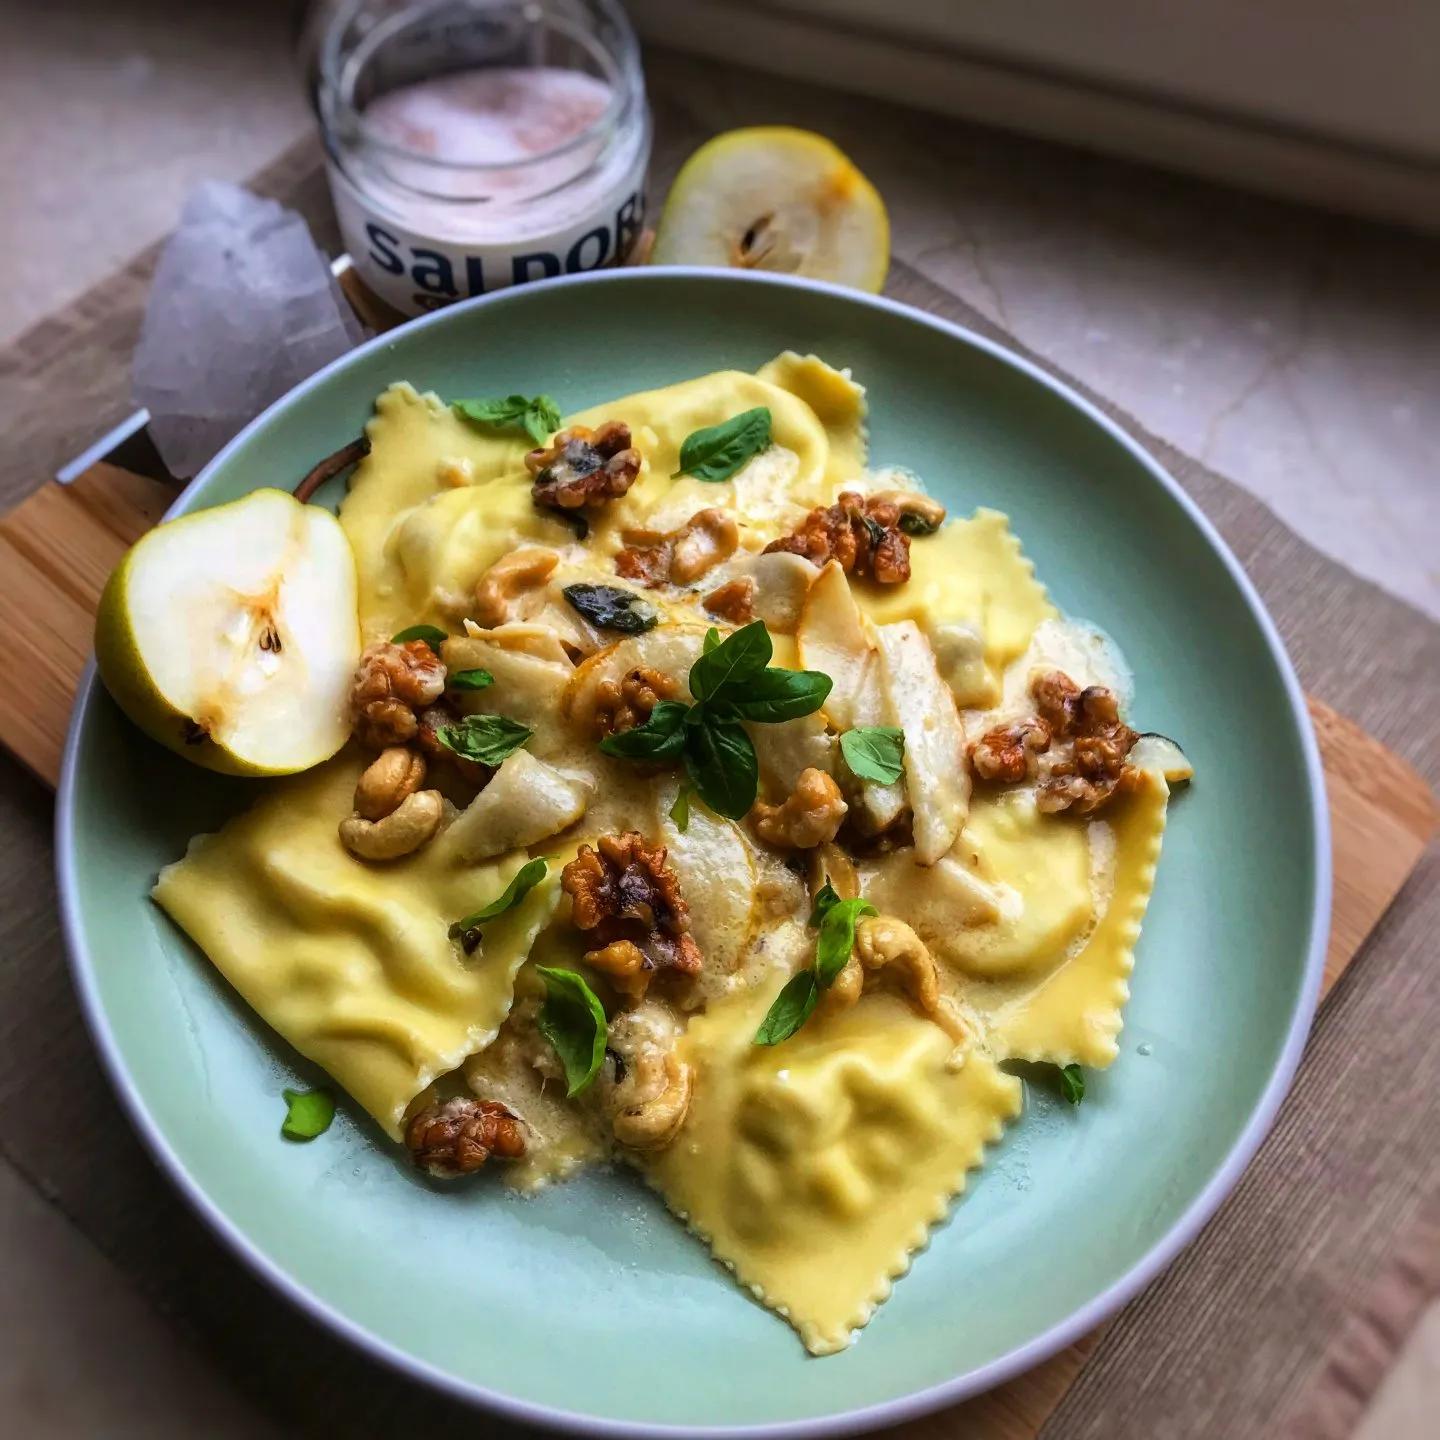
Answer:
[132, 181, 364, 478]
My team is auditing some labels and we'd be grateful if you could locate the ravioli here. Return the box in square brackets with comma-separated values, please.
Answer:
[985, 771, 1170, 1067]
[644, 982, 1022, 1355]
[341, 383, 569, 641]
[855, 508, 1057, 707]
[154, 755, 566, 1137]
[338, 355, 869, 642]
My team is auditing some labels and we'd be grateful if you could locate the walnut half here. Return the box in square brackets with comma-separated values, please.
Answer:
[405, 1096, 526, 1178]
[561, 832, 703, 997]
[970, 670, 1138, 814]
[763, 491, 917, 584]
[527, 422, 640, 513]
[350, 639, 447, 750]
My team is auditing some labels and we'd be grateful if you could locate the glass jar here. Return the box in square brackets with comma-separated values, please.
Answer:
[315, 0, 650, 316]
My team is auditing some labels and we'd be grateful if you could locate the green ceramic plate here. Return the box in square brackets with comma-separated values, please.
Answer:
[57, 271, 1329, 1436]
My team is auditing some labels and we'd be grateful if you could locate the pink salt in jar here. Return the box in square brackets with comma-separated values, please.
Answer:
[317, 0, 650, 316]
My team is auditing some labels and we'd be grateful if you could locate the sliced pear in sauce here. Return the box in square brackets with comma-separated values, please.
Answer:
[94, 488, 359, 775]
[653, 127, 890, 292]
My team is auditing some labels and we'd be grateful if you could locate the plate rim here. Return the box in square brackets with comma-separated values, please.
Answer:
[55, 266, 1332, 1438]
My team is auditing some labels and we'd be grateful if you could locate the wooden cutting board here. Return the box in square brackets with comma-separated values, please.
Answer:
[1, 298, 1434, 1440]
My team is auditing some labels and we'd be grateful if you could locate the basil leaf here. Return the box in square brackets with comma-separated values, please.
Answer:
[536, 966, 607, 1096]
[448, 668, 494, 692]
[669, 781, 694, 832]
[683, 712, 758, 819]
[454, 393, 562, 446]
[449, 857, 550, 949]
[562, 583, 657, 635]
[899, 510, 940, 537]
[673, 406, 772, 483]
[703, 627, 722, 655]
[436, 713, 532, 766]
[391, 623, 447, 653]
[1059, 1063, 1086, 1105]
[840, 726, 906, 785]
[598, 700, 690, 761]
[727, 667, 832, 723]
[860, 512, 888, 550]
[808, 878, 841, 928]
[688, 620, 772, 702]
[752, 971, 819, 1046]
[281, 1087, 335, 1141]
[814, 897, 878, 987]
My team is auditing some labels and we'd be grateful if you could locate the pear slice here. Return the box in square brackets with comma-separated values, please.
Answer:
[95, 488, 360, 775]
[653, 127, 889, 292]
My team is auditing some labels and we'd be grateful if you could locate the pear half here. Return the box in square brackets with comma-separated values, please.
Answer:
[653, 127, 889, 293]
[95, 488, 360, 775]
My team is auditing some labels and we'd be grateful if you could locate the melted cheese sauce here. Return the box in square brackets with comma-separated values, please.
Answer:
[153, 353, 1179, 1355]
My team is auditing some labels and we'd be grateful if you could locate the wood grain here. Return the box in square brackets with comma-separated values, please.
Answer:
[0, 449, 1432, 1440]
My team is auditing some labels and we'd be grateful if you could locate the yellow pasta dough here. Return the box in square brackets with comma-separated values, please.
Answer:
[340, 355, 870, 642]
[986, 770, 1170, 1067]
[855, 508, 1058, 707]
[644, 982, 1022, 1355]
[154, 755, 567, 1137]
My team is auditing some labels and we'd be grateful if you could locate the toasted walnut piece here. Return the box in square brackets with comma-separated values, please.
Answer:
[585, 939, 651, 997]
[763, 490, 913, 584]
[1031, 669, 1083, 735]
[527, 421, 640, 512]
[751, 767, 848, 849]
[339, 789, 444, 861]
[1014, 671, 1138, 814]
[405, 1096, 525, 1178]
[561, 832, 703, 997]
[703, 575, 757, 625]
[472, 547, 560, 628]
[353, 746, 428, 820]
[350, 640, 447, 749]
[971, 717, 1052, 783]
[591, 665, 681, 738]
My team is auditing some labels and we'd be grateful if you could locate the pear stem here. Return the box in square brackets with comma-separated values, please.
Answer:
[294, 436, 370, 504]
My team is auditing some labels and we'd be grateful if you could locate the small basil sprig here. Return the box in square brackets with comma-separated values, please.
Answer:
[391, 623, 447, 654]
[453, 393, 562, 447]
[281, 1087, 335, 1141]
[437, 713, 532, 766]
[754, 896, 877, 1046]
[535, 966, 607, 1096]
[1059, 1063, 1086, 1105]
[673, 407, 772, 483]
[448, 668, 494, 692]
[563, 583, 657, 635]
[448, 857, 549, 954]
[597, 622, 831, 820]
[840, 726, 906, 785]
[599, 700, 689, 762]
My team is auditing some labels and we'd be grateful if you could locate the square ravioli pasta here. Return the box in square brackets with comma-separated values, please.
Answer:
[642, 984, 1022, 1355]
[140, 351, 1189, 1356]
